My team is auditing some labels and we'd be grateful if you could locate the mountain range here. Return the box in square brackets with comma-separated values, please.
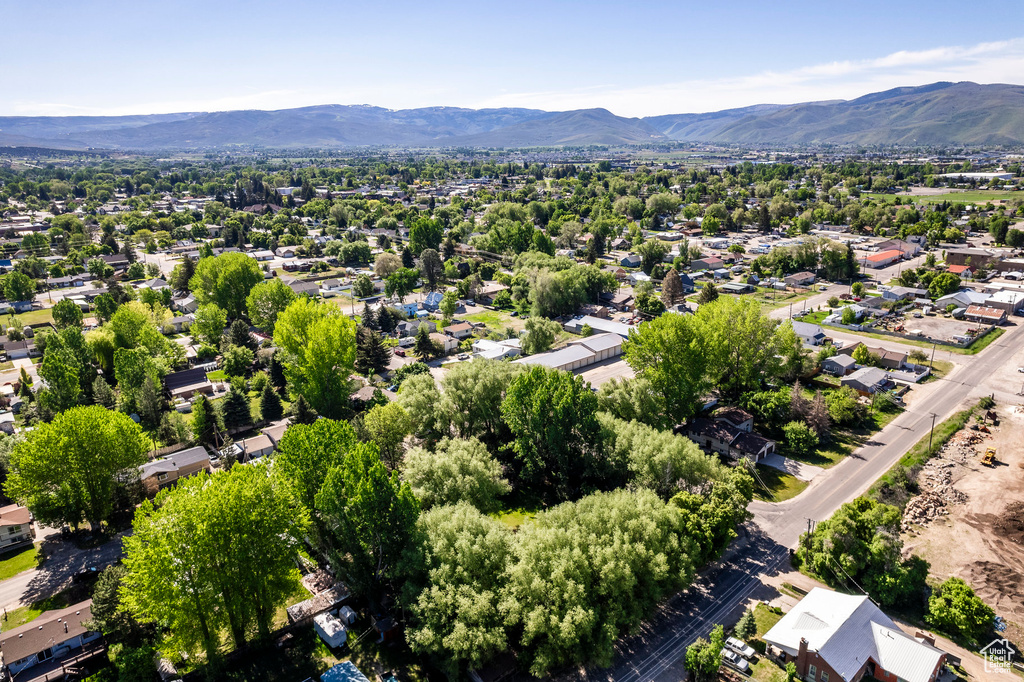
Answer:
[1, 82, 1022, 151]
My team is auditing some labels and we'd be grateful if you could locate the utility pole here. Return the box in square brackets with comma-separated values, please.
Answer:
[928, 412, 938, 454]
[929, 341, 937, 368]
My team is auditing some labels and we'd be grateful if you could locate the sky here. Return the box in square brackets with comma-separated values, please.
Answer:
[4, 0, 1024, 118]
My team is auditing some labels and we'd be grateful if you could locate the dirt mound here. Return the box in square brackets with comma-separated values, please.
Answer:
[961, 560, 1024, 620]
[992, 502, 1024, 544]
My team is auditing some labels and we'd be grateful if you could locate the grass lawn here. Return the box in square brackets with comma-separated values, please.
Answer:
[463, 309, 524, 333]
[750, 465, 808, 502]
[924, 359, 954, 380]
[864, 190, 1022, 205]
[753, 603, 783, 638]
[750, 658, 788, 682]
[207, 370, 227, 382]
[492, 506, 538, 530]
[11, 308, 54, 326]
[271, 569, 313, 630]
[751, 288, 814, 312]
[0, 544, 40, 582]
[798, 310, 830, 324]
[2, 591, 72, 630]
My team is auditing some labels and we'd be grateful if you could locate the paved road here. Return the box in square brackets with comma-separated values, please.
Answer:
[575, 317, 1024, 682]
[0, 531, 126, 612]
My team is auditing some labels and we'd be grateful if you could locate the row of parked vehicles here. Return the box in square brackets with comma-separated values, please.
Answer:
[722, 636, 756, 674]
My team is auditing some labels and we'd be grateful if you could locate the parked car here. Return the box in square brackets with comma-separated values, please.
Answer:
[725, 636, 756, 659]
[721, 648, 750, 673]
[72, 566, 101, 584]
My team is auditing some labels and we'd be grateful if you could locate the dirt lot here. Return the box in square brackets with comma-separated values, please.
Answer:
[902, 405, 1024, 649]
[875, 313, 982, 342]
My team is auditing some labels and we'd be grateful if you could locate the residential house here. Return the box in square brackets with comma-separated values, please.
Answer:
[628, 271, 651, 285]
[691, 256, 725, 271]
[602, 265, 629, 281]
[860, 249, 903, 269]
[422, 291, 444, 311]
[619, 253, 641, 268]
[288, 280, 320, 298]
[578, 303, 610, 318]
[821, 353, 857, 376]
[393, 301, 419, 318]
[139, 446, 212, 495]
[164, 367, 214, 400]
[764, 587, 946, 682]
[396, 319, 436, 338]
[3, 339, 33, 360]
[947, 264, 974, 278]
[784, 271, 816, 287]
[172, 293, 198, 314]
[477, 283, 508, 304]
[251, 250, 275, 261]
[0, 504, 35, 552]
[685, 409, 776, 462]
[562, 315, 634, 338]
[792, 320, 827, 346]
[881, 286, 928, 301]
[840, 366, 895, 395]
[600, 291, 634, 312]
[236, 433, 275, 461]
[677, 272, 696, 293]
[964, 305, 1007, 325]
[472, 338, 522, 361]
[430, 332, 458, 355]
[100, 253, 129, 270]
[0, 600, 102, 677]
[445, 322, 475, 340]
[275, 246, 297, 258]
[838, 343, 907, 370]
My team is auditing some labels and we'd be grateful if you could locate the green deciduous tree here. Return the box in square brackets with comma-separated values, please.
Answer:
[521, 316, 561, 355]
[926, 577, 994, 645]
[273, 297, 356, 419]
[245, 278, 296, 334]
[5, 406, 147, 531]
[685, 625, 725, 682]
[316, 442, 419, 605]
[362, 402, 411, 470]
[403, 437, 510, 512]
[273, 418, 357, 515]
[3, 272, 35, 302]
[501, 366, 605, 500]
[191, 303, 227, 346]
[504, 489, 697, 675]
[222, 344, 254, 377]
[403, 503, 511, 677]
[52, 299, 83, 329]
[121, 463, 307, 660]
[189, 252, 264, 318]
[783, 420, 819, 459]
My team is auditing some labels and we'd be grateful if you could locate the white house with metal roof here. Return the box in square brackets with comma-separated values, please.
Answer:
[763, 587, 947, 682]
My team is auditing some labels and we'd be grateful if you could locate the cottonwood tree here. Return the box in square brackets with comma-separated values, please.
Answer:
[273, 418, 357, 516]
[521, 317, 560, 355]
[52, 299, 83, 329]
[5, 406, 148, 531]
[189, 252, 264, 318]
[316, 442, 419, 605]
[501, 366, 605, 500]
[273, 297, 356, 419]
[121, 463, 307, 660]
[191, 304, 227, 346]
[362, 402, 411, 470]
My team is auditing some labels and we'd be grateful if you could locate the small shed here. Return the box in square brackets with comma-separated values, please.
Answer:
[314, 612, 347, 648]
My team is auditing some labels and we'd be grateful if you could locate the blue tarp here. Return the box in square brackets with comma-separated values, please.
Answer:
[321, 662, 372, 682]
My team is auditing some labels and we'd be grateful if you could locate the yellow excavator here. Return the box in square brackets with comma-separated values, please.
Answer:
[980, 447, 997, 466]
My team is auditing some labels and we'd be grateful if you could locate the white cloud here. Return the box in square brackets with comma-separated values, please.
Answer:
[472, 37, 1024, 117]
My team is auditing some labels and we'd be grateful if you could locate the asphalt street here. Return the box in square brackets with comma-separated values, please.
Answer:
[573, 314, 1024, 682]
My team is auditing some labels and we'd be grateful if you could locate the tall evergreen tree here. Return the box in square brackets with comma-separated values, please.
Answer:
[228, 319, 257, 351]
[174, 256, 196, 291]
[377, 306, 396, 335]
[137, 375, 163, 430]
[259, 383, 284, 423]
[293, 395, 318, 425]
[401, 246, 415, 269]
[356, 328, 390, 376]
[361, 302, 378, 331]
[221, 384, 252, 430]
[191, 395, 218, 446]
[268, 353, 287, 390]
[696, 282, 719, 306]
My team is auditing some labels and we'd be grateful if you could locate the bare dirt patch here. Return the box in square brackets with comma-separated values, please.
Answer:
[902, 406, 1024, 645]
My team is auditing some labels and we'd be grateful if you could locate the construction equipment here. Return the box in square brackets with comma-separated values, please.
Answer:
[980, 447, 997, 466]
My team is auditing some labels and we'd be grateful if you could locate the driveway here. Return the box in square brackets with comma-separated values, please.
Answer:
[760, 454, 823, 482]
[0, 528, 127, 611]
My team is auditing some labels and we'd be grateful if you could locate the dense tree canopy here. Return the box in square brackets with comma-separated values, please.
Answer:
[189, 252, 264, 318]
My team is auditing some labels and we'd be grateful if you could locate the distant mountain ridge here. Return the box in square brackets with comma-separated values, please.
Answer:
[1, 82, 1021, 150]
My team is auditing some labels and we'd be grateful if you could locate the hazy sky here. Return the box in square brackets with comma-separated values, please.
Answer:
[5, 0, 1023, 117]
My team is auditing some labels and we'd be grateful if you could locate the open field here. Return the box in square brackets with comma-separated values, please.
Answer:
[865, 190, 1022, 205]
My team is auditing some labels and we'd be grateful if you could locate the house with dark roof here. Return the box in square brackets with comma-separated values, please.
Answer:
[685, 410, 776, 462]
[164, 367, 214, 400]
[0, 600, 102, 677]
[764, 588, 946, 682]
[822, 353, 857, 376]
[841, 366, 895, 395]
